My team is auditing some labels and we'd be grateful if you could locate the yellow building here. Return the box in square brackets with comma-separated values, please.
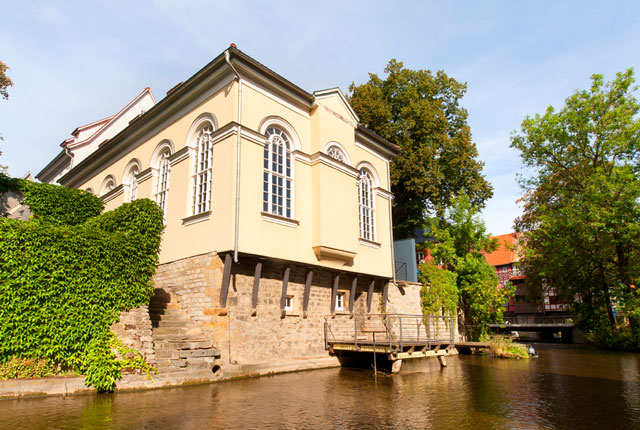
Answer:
[40, 46, 402, 376]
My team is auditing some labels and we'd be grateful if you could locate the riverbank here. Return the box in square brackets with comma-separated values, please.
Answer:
[0, 356, 341, 398]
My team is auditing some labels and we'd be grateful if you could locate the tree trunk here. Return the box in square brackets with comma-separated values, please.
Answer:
[602, 286, 618, 334]
[598, 262, 618, 333]
[615, 243, 639, 334]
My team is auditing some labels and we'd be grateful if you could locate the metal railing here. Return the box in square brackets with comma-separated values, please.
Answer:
[394, 261, 408, 281]
[324, 313, 455, 353]
[502, 315, 574, 325]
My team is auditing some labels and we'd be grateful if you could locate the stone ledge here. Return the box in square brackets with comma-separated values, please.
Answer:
[0, 356, 341, 398]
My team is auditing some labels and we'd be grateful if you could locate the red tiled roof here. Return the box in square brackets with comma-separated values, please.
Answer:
[483, 232, 520, 266]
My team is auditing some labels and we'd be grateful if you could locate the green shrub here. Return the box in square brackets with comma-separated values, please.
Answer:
[589, 327, 640, 352]
[488, 335, 529, 359]
[0, 196, 163, 391]
[419, 260, 458, 317]
[0, 357, 61, 380]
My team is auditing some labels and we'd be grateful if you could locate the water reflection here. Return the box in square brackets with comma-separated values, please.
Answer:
[2, 345, 639, 429]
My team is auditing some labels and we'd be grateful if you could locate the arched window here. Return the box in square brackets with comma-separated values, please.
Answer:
[100, 175, 116, 196]
[192, 123, 214, 214]
[263, 126, 293, 218]
[327, 145, 346, 163]
[156, 149, 171, 218]
[124, 162, 140, 203]
[358, 168, 376, 241]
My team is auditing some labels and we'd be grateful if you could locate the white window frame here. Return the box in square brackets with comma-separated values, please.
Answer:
[100, 175, 116, 196]
[326, 145, 346, 163]
[335, 292, 345, 311]
[129, 169, 139, 202]
[192, 124, 214, 215]
[123, 160, 141, 203]
[156, 150, 171, 219]
[284, 295, 294, 311]
[358, 168, 376, 241]
[263, 126, 293, 218]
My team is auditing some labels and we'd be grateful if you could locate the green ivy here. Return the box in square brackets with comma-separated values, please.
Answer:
[419, 260, 458, 317]
[0, 177, 163, 391]
[0, 174, 104, 225]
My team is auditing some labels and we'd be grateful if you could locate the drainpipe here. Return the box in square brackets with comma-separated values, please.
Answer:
[387, 161, 397, 286]
[225, 48, 242, 264]
[63, 145, 74, 169]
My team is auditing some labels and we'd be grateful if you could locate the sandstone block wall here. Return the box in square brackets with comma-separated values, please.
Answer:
[149, 252, 384, 368]
[386, 281, 423, 315]
[112, 305, 156, 365]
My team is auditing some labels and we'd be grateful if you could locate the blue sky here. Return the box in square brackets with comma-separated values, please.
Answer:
[1, 1, 639, 235]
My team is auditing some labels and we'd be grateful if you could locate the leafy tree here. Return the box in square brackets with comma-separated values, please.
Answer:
[0, 61, 12, 101]
[511, 69, 640, 338]
[425, 195, 512, 340]
[349, 60, 493, 238]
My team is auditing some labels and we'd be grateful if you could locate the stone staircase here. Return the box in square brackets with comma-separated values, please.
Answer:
[149, 289, 221, 374]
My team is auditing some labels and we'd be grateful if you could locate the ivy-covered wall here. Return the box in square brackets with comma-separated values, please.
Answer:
[0, 174, 163, 391]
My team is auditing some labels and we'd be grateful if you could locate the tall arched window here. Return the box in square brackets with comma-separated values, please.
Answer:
[193, 123, 214, 214]
[156, 149, 171, 218]
[358, 168, 376, 241]
[124, 162, 140, 203]
[263, 126, 293, 218]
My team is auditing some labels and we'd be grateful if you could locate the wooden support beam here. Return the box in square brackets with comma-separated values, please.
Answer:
[330, 273, 340, 315]
[366, 279, 375, 313]
[250, 261, 262, 316]
[349, 276, 358, 316]
[303, 268, 313, 318]
[219, 253, 232, 307]
[279, 266, 290, 318]
[438, 355, 448, 368]
[382, 279, 389, 312]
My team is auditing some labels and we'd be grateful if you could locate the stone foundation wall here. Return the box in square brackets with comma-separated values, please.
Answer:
[111, 305, 156, 365]
[150, 252, 384, 368]
[386, 281, 423, 315]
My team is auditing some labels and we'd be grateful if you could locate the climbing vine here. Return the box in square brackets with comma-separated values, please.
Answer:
[0, 174, 103, 225]
[0, 175, 163, 391]
[419, 260, 458, 317]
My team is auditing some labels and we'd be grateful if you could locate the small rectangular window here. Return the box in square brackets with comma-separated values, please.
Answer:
[335, 292, 345, 311]
[284, 295, 293, 311]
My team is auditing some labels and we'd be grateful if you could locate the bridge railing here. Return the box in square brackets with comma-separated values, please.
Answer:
[324, 313, 455, 352]
[502, 315, 574, 325]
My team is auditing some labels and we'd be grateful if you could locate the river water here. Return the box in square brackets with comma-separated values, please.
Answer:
[2, 344, 639, 429]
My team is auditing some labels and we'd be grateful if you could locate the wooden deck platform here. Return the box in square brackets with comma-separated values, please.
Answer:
[325, 314, 456, 362]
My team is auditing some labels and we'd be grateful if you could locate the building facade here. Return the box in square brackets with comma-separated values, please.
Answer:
[40, 46, 403, 376]
[484, 232, 568, 315]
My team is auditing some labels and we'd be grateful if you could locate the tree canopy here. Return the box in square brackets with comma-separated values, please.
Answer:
[0, 60, 12, 173]
[511, 69, 640, 341]
[0, 61, 12, 101]
[349, 60, 492, 238]
[423, 195, 511, 340]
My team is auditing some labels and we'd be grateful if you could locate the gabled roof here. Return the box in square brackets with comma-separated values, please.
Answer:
[66, 87, 155, 149]
[313, 87, 360, 124]
[484, 232, 521, 266]
[58, 46, 398, 187]
[69, 115, 114, 140]
[37, 87, 156, 183]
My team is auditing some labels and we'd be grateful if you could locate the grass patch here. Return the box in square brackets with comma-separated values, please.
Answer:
[488, 335, 529, 359]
